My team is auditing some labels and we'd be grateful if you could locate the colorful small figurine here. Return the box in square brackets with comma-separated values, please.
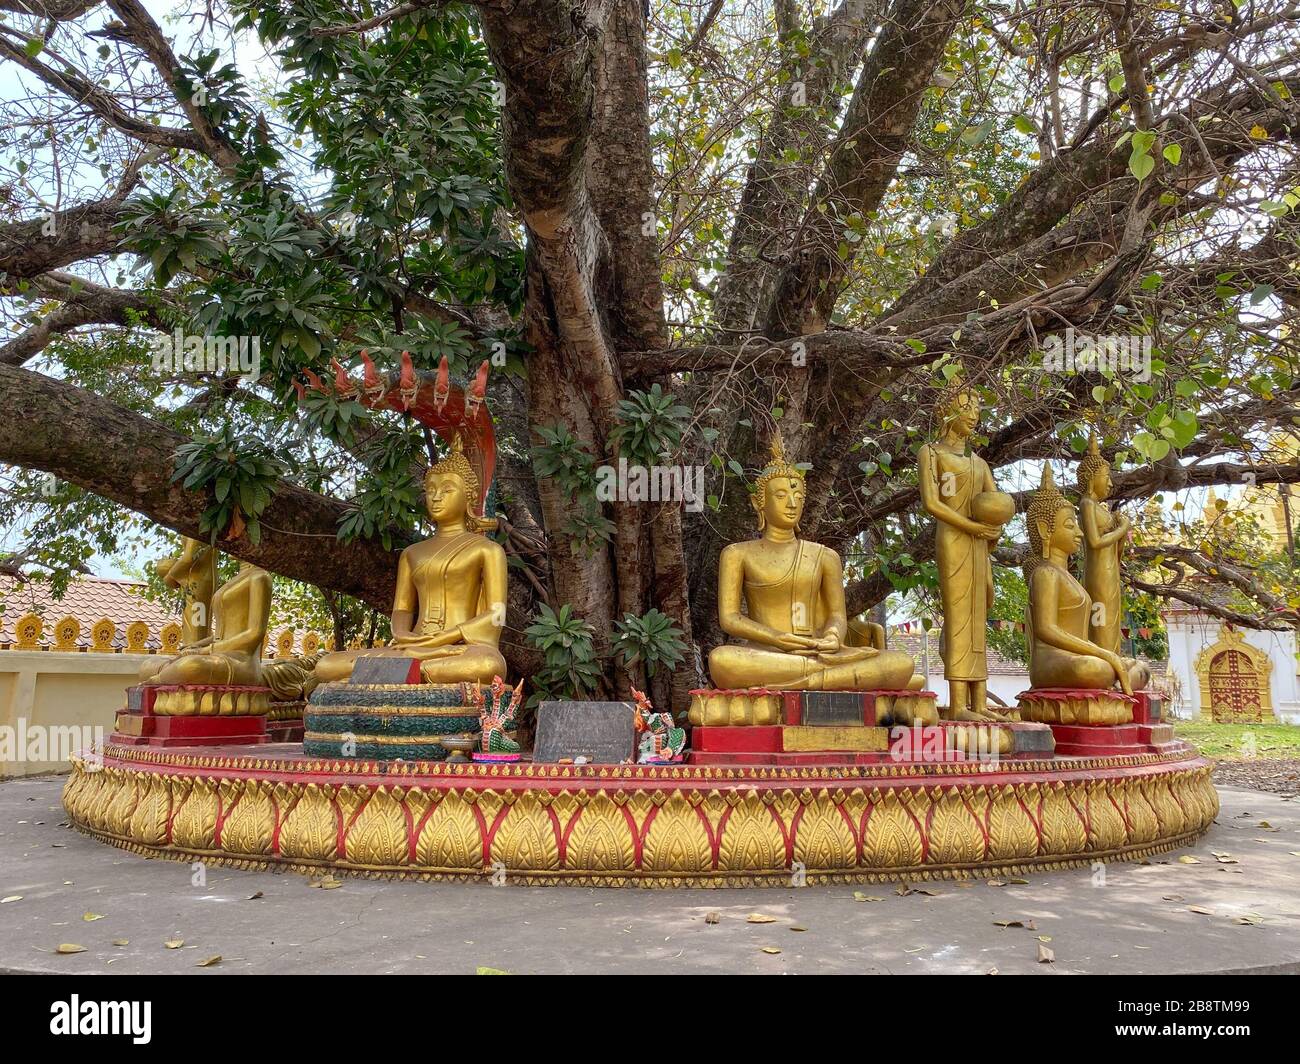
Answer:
[632, 688, 686, 764]
[471, 675, 523, 762]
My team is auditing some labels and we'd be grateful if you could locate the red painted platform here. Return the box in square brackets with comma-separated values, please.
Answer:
[112, 712, 268, 747]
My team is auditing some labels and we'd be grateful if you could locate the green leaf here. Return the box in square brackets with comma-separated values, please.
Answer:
[1162, 143, 1182, 166]
[1128, 151, 1155, 181]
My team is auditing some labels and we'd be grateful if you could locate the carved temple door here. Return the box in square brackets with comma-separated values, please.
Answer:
[1208, 649, 1264, 723]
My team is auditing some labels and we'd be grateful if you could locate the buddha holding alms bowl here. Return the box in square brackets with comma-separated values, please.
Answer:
[1019, 465, 1149, 724]
[917, 379, 1015, 720]
[314, 435, 508, 686]
[701, 437, 920, 723]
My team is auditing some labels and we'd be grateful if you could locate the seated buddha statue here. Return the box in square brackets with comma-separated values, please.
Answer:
[708, 438, 916, 693]
[139, 561, 271, 686]
[1024, 466, 1148, 694]
[314, 435, 508, 685]
[845, 615, 926, 690]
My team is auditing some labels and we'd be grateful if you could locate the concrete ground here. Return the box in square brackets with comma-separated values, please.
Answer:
[1, 775, 1298, 975]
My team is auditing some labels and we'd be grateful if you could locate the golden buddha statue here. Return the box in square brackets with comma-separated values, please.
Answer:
[314, 435, 508, 685]
[846, 615, 926, 690]
[1077, 434, 1131, 656]
[1024, 466, 1148, 694]
[707, 438, 916, 694]
[155, 536, 216, 646]
[917, 379, 1014, 719]
[139, 561, 271, 687]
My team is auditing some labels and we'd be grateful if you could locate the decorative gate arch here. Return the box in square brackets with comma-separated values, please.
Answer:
[1194, 625, 1275, 723]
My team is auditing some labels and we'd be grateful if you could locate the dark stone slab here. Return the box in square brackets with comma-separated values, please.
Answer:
[1010, 723, 1056, 755]
[350, 656, 422, 685]
[534, 701, 636, 764]
[801, 692, 866, 726]
[124, 685, 156, 714]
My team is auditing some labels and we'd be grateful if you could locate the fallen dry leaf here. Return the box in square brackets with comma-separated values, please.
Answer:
[853, 892, 883, 902]
[1037, 943, 1055, 964]
[1007, 877, 1030, 885]
[789, 926, 808, 932]
[1187, 905, 1215, 915]
[195, 955, 222, 968]
[986, 967, 999, 975]
[1235, 913, 1265, 926]
[746, 913, 777, 924]
[310, 874, 343, 889]
[1177, 855, 1200, 864]
[993, 919, 1025, 928]
[704, 911, 720, 924]
[1, 895, 22, 904]
[1162, 894, 1185, 901]
[164, 938, 185, 949]
[1037, 935, 1052, 943]
[760, 947, 781, 955]
[56, 944, 86, 955]
[247, 891, 264, 901]
[112, 939, 129, 947]
[82, 912, 105, 922]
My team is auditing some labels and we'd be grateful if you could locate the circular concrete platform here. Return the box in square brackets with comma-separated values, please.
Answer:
[61, 741, 1218, 887]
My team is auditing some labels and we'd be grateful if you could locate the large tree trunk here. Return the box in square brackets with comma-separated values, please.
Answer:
[0, 362, 397, 606]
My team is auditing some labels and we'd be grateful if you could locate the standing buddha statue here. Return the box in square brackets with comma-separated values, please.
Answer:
[1077, 434, 1131, 656]
[917, 377, 1014, 719]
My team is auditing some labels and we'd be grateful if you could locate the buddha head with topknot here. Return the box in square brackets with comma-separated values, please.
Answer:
[752, 433, 806, 533]
[936, 370, 982, 443]
[1026, 464, 1080, 564]
[1076, 432, 1113, 501]
[425, 433, 492, 532]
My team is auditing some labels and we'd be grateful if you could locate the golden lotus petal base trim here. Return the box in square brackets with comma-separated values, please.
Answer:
[1016, 689, 1134, 725]
[151, 685, 273, 717]
[61, 741, 1219, 887]
[688, 688, 782, 726]
[267, 700, 306, 722]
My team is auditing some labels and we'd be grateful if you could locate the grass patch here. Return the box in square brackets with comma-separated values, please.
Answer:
[1174, 721, 1300, 761]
